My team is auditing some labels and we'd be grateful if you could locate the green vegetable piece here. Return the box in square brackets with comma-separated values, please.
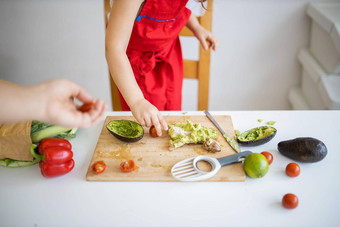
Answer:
[235, 130, 240, 137]
[31, 125, 73, 143]
[0, 145, 39, 167]
[266, 121, 276, 125]
[258, 119, 263, 123]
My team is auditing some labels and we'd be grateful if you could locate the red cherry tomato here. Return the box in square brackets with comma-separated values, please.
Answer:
[282, 193, 299, 209]
[149, 125, 158, 138]
[91, 161, 106, 174]
[261, 151, 273, 165]
[79, 101, 95, 112]
[286, 163, 300, 177]
[120, 160, 139, 172]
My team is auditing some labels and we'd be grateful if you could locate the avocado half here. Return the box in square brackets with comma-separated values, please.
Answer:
[237, 126, 277, 146]
[106, 120, 144, 142]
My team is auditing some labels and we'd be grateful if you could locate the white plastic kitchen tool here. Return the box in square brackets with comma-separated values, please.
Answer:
[171, 151, 252, 181]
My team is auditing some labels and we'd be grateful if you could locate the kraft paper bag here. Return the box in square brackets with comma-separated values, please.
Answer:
[0, 121, 33, 161]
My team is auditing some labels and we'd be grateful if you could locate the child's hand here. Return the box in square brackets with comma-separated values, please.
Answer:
[193, 25, 219, 51]
[129, 98, 168, 137]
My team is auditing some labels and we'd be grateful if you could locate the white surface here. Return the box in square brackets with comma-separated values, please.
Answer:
[1, 0, 339, 111]
[1, 110, 340, 227]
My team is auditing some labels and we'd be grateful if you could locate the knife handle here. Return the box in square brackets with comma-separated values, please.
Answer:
[217, 151, 252, 167]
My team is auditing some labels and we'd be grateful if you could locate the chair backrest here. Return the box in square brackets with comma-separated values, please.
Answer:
[104, 0, 213, 111]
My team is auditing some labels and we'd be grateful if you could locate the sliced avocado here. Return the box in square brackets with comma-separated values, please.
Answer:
[237, 126, 277, 146]
[278, 137, 327, 163]
[106, 120, 144, 142]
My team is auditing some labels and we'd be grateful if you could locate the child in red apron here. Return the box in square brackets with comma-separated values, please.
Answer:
[106, 0, 218, 136]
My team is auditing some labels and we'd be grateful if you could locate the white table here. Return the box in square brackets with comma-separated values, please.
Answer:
[1, 111, 340, 227]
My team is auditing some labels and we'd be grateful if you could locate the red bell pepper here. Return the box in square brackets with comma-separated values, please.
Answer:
[38, 138, 72, 155]
[31, 138, 75, 178]
[39, 159, 75, 178]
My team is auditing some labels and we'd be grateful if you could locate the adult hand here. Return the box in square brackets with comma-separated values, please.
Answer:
[0, 79, 107, 128]
[34, 79, 107, 128]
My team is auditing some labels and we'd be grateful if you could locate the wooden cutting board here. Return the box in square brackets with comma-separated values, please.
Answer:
[86, 115, 246, 182]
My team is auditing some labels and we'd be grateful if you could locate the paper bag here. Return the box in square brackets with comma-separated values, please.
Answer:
[0, 121, 33, 161]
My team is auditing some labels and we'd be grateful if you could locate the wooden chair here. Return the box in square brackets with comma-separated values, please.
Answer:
[104, 0, 213, 111]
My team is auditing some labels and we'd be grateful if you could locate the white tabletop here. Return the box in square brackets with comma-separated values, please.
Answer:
[1, 110, 340, 227]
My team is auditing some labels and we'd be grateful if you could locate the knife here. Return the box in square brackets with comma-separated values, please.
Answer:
[204, 110, 241, 153]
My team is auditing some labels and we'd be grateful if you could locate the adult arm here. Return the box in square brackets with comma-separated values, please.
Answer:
[0, 79, 106, 128]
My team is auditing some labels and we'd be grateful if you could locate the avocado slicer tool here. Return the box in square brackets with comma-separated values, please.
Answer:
[171, 151, 252, 182]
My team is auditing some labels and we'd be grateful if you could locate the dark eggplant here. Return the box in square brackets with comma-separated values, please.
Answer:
[237, 126, 277, 146]
[278, 137, 327, 163]
[106, 120, 144, 142]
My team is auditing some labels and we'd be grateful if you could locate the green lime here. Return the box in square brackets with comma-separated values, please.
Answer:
[243, 153, 269, 178]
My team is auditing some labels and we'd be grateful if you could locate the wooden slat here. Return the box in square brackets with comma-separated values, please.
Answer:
[179, 26, 194, 37]
[197, 0, 213, 110]
[183, 60, 198, 79]
[109, 74, 122, 111]
[105, 0, 122, 111]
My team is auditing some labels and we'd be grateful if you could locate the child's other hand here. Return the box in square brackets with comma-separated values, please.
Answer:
[193, 25, 219, 51]
[129, 99, 168, 137]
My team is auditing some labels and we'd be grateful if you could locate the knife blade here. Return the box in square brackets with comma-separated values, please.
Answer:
[204, 110, 241, 153]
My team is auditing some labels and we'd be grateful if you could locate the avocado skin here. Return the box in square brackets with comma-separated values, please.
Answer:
[278, 137, 327, 163]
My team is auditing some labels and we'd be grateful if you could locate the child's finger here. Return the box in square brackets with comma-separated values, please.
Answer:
[158, 112, 168, 131]
[152, 121, 162, 137]
[199, 37, 209, 50]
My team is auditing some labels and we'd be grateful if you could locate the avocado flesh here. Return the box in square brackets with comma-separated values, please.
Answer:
[168, 120, 218, 149]
[278, 137, 327, 163]
[106, 120, 144, 142]
[237, 126, 277, 146]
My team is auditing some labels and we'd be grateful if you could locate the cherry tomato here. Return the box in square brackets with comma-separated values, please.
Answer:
[282, 193, 299, 209]
[149, 125, 158, 138]
[91, 161, 106, 174]
[261, 151, 273, 165]
[286, 162, 300, 177]
[79, 101, 95, 112]
[120, 160, 139, 172]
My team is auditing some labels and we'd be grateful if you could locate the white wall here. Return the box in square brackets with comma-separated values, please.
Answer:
[1, 0, 339, 111]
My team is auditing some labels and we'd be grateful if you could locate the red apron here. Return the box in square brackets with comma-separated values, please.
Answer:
[119, 0, 191, 111]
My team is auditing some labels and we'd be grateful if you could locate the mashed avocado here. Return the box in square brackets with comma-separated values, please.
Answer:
[168, 120, 218, 149]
